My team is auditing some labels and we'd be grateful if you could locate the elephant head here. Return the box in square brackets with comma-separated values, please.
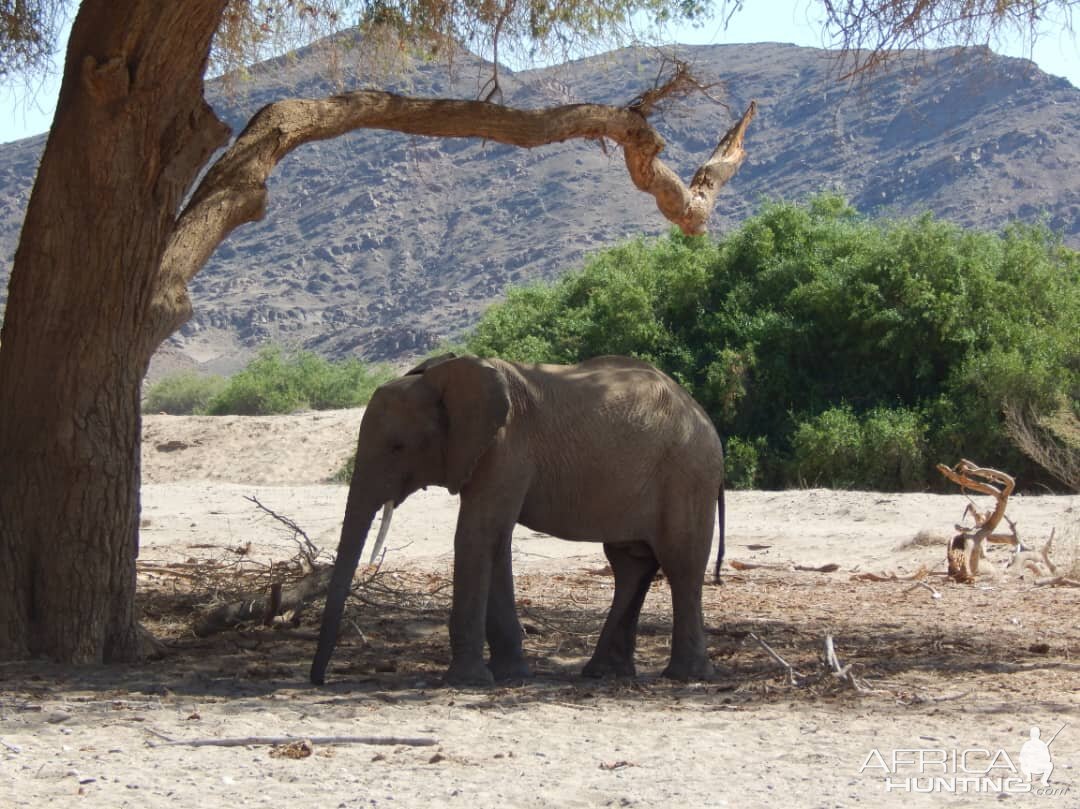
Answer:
[310, 354, 510, 684]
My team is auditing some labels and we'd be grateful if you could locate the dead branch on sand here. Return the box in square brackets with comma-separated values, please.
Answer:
[850, 565, 930, 583]
[937, 459, 1064, 582]
[937, 459, 1017, 582]
[1006, 527, 1059, 578]
[748, 631, 804, 686]
[823, 634, 880, 693]
[1035, 576, 1080, 588]
[903, 580, 942, 599]
[145, 730, 438, 749]
[747, 632, 879, 694]
[192, 565, 334, 636]
[729, 561, 840, 573]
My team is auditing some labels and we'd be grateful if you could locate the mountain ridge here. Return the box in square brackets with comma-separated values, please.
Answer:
[0, 38, 1076, 375]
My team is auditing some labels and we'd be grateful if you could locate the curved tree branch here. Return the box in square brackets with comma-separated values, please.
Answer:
[152, 89, 755, 338]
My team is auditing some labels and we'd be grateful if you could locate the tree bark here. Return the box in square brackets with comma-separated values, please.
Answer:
[0, 0, 230, 662]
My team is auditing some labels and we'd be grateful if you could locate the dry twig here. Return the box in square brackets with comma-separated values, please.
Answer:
[244, 494, 323, 570]
[1034, 576, 1080, 588]
[823, 634, 877, 694]
[748, 631, 803, 685]
[794, 563, 841, 573]
[851, 565, 929, 582]
[904, 580, 941, 599]
[145, 731, 437, 748]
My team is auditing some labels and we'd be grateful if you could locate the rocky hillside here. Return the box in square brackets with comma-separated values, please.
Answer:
[0, 36, 1077, 375]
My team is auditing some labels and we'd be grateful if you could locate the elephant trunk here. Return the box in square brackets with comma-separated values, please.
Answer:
[310, 492, 392, 685]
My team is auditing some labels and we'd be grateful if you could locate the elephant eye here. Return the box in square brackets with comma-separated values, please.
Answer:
[389, 440, 406, 454]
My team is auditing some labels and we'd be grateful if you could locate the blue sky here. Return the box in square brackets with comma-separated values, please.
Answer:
[0, 2, 1076, 144]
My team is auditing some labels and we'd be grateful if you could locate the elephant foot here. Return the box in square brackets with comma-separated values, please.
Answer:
[488, 656, 533, 682]
[581, 656, 636, 679]
[444, 658, 496, 688]
[661, 657, 716, 682]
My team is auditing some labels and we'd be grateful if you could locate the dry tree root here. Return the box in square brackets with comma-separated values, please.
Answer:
[1006, 528, 1060, 578]
[937, 459, 1016, 582]
[936, 459, 1065, 582]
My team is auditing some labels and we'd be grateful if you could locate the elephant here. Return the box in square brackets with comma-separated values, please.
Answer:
[310, 353, 725, 687]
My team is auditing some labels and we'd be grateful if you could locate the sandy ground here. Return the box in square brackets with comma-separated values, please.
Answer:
[3, 409, 1079, 808]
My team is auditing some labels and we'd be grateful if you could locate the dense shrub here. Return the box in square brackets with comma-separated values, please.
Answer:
[467, 195, 1080, 490]
[205, 347, 393, 415]
[790, 406, 863, 488]
[724, 435, 767, 490]
[790, 406, 927, 490]
[142, 371, 226, 414]
[142, 348, 393, 416]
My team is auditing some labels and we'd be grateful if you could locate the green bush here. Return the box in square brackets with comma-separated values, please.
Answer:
[467, 194, 1080, 490]
[724, 435, 767, 490]
[143, 371, 227, 415]
[860, 407, 928, 491]
[790, 406, 863, 488]
[791, 406, 928, 490]
[206, 347, 393, 415]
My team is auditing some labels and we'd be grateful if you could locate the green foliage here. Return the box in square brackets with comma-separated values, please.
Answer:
[142, 372, 227, 415]
[724, 435, 767, 490]
[467, 194, 1080, 490]
[791, 406, 927, 490]
[205, 347, 394, 415]
[790, 406, 863, 488]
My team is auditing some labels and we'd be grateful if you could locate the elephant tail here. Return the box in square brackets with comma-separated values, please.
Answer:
[713, 484, 726, 585]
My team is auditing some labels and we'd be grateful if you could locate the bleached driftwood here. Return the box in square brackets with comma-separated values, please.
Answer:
[1006, 527, 1059, 578]
[937, 459, 1016, 582]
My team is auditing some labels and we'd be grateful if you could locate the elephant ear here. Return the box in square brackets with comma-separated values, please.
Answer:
[422, 356, 510, 495]
[405, 353, 457, 376]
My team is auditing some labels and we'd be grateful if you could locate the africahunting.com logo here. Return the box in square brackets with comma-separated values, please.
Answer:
[860, 724, 1070, 796]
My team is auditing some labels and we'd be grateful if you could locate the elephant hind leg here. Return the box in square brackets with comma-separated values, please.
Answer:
[583, 541, 659, 679]
[654, 536, 715, 681]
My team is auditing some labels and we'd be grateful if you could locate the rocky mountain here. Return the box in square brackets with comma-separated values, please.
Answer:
[0, 36, 1077, 376]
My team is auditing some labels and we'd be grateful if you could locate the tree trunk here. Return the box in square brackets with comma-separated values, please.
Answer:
[0, 0, 230, 662]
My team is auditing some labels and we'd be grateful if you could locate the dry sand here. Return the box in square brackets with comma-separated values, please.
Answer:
[3, 409, 1079, 808]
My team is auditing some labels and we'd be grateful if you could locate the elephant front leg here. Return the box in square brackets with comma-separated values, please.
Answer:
[583, 542, 659, 679]
[485, 532, 532, 682]
[445, 504, 520, 688]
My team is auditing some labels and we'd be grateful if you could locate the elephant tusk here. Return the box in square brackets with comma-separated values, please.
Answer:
[368, 500, 396, 564]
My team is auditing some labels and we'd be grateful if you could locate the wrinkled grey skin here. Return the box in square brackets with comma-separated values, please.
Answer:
[311, 354, 725, 687]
